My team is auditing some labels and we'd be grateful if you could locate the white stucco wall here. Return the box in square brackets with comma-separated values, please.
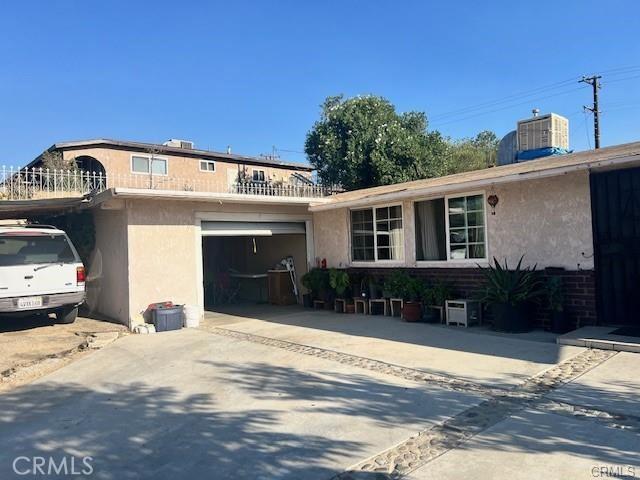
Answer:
[313, 171, 594, 271]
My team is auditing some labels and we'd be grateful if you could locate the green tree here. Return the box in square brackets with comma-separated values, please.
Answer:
[304, 95, 448, 190]
[441, 130, 499, 175]
[40, 150, 79, 171]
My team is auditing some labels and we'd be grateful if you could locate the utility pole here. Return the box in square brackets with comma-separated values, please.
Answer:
[580, 75, 602, 149]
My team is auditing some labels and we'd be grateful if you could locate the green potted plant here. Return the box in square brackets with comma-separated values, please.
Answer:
[384, 271, 410, 299]
[301, 268, 330, 307]
[402, 277, 425, 322]
[547, 276, 569, 333]
[423, 281, 453, 322]
[479, 256, 546, 332]
[329, 268, 352, 312]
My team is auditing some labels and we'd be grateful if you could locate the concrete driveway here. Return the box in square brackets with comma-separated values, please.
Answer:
[0, 306, 638, 479]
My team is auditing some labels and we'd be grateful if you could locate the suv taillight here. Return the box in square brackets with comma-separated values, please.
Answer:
[76, 266, 86, 285]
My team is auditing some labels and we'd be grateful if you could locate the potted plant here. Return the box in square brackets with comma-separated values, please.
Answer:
[423, 281, 453, 322]
[479, 256, 546, 332]
[329, 268, 351, 312]
[402, 277, 425, 322]
[384, 271, 409, 299]
[547, 276, 570, 333]
[301, 268, 329, 306]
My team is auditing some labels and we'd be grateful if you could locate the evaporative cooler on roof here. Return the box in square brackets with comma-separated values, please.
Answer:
[517, 113, 569, 151]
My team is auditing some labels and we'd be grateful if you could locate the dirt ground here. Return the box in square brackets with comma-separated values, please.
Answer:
[0, 314, 127, 391]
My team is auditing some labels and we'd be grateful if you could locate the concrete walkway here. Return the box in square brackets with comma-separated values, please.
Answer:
[0, 306, 638, 479]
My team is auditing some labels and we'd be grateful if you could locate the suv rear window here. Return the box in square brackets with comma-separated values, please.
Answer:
[0, 234, 79, 266]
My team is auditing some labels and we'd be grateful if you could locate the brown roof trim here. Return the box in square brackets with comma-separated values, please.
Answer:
[28, 138, 314, 171]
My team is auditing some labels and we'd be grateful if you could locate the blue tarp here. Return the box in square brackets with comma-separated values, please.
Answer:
[516, 147, 572, 161]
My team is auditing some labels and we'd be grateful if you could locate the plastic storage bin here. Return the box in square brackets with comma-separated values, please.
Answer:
[150, 304, 184, 332]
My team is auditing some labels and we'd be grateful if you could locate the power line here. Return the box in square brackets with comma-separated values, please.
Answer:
[428, 65, 640, 125]
[430, 85, 588, 127]
[429, 78, 578, 121]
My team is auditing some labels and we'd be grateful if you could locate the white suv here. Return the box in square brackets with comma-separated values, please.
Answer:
[0, 225, 85, 323]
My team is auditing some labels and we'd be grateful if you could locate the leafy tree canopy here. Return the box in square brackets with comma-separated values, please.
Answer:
[305, 95, 499, 190]
[304, 95, 448, 190]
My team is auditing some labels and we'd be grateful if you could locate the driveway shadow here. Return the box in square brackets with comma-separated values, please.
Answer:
[0, 381, 362, 480]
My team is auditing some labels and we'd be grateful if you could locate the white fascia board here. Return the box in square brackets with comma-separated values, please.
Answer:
[111, 188, 331, 206]
[309, 154, 640, 212]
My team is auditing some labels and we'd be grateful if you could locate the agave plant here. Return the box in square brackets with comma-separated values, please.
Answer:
[479, 256, 546, 307]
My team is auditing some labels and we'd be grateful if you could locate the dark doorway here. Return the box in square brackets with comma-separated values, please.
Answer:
[75, 155, 106, 176]
[590, 167, 640, 326]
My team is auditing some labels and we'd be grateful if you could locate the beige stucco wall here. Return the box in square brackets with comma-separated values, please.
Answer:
[313, 171, 594, 271]
[61, 147, 311, 188]
[488, 170, 594, 270]
[85, 208, 129, 323]
[120, 199, 311, 326]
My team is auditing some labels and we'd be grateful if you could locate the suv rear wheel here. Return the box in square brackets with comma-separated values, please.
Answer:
[56, 306, 78, 324]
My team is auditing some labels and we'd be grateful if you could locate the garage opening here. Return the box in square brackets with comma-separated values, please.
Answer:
[201, 221, 308, 309]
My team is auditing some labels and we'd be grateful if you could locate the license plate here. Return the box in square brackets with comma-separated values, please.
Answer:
[17, 296, 43, 309]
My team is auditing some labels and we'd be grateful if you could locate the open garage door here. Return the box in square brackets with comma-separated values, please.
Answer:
[201, 220, 308, 309]
[201, 221, 306, 236]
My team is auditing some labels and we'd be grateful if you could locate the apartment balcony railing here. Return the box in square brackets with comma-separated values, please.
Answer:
[0, 167, 334, 201]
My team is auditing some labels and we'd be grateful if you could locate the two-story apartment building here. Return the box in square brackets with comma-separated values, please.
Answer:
[28, 138, 315, 191]
[8, 138, 328, 326]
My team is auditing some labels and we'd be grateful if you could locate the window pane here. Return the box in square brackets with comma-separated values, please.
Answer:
[414, 199, 447, 261]
[376, 220, 389, 232]
[376, 207, 389, 220]
[448, 197, 465, 213]
[151, 159, 167, 175]
[377, 234, 390, 247]
[469, 244, 485, 259]
[468, 227, 485, 243]
[449, 213, 465, 228]
[467, 195, 483, 211]
[449, 228, 467, 244]
[390, 219, 402, 231]
[132, 156, 149, 173]
[377, 248, 391, 260]
[467, 211, 484, 226]
[389, 205, 402, 219]
[450, 245, 467, 259]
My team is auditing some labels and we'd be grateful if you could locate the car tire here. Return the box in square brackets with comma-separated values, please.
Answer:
[57, 306, 78, 324]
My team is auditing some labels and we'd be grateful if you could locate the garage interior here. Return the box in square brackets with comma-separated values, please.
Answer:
[201, 221, 308, 309]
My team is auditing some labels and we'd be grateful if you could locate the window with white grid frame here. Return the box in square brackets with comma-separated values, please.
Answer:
[447, 194, 486, 260]
[351, 209, 374, 261]
[350, 205, 404, 262]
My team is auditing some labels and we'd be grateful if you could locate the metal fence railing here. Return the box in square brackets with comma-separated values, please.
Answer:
[0, 166, 333, 201]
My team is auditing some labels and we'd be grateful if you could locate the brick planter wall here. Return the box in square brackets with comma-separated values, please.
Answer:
[347, 267, 597, 329]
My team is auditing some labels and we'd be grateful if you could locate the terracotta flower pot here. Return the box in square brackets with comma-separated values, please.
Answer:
[402, 301, 422, 322]
[345, 303, 356, 314]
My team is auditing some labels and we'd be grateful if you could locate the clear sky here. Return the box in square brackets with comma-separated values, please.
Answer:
[1, 0, 639, 168]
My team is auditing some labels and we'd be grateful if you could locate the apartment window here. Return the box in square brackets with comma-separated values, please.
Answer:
[199, 160, 216, 172]
[131, 155, 167, 175]
[414, 193, 486, 261]
[252, 169, 266, 182]
[351, 205, 403, 262]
